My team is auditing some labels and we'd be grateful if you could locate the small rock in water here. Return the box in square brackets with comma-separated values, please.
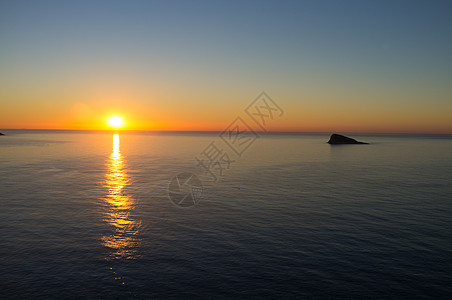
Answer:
[327, 133, 367, 144]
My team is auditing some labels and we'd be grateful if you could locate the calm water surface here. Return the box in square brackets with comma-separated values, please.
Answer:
[1, 131, 451, 299]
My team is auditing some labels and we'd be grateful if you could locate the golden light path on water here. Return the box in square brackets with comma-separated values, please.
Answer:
[102, 133, 141, 260]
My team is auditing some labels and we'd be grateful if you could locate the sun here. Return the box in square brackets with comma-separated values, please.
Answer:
[108, 116, 124, 129]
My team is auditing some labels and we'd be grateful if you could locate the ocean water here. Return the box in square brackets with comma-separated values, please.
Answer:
[1, 130, 452, 299]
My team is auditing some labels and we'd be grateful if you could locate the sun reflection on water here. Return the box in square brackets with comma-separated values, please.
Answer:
[102, 134, 141, 260]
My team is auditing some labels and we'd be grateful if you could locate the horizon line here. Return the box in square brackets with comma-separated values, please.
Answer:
[1, 128, 452, 136]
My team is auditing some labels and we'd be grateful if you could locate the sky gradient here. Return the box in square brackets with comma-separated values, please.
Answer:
[1, 0, 451, 133]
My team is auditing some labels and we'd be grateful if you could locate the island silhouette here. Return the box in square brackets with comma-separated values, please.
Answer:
[327, 133, 368, 144]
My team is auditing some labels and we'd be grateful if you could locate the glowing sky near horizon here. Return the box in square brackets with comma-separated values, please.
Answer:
[1, 0, 451, 133]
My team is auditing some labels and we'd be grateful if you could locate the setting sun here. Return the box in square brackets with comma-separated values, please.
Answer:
[108, 116, 124, 129]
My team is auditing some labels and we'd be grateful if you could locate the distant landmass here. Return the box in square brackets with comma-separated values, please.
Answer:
[327, 133, 368, 144]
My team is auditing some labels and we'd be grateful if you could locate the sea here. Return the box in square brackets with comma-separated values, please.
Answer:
[1, 130, 451, 299]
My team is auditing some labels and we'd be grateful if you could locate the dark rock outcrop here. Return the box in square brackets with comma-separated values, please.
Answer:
[0, 132, 4, 136]
[327, 133, 367, 144]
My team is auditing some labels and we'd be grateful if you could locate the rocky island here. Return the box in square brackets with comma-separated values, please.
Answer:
[327, 133, 368, 145]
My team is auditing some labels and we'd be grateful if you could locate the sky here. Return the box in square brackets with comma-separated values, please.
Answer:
[1, 0, 451, 133]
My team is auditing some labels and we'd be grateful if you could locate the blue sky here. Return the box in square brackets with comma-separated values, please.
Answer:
[1, 0, 451, 132]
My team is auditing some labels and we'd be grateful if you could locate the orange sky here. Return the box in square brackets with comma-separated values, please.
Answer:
[1, 83, 451, 134]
